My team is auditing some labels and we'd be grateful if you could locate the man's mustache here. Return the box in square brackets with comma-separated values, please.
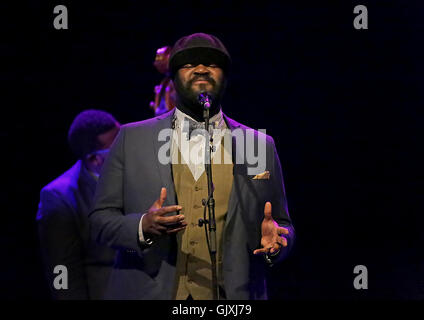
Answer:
[188, 75, 216, 86]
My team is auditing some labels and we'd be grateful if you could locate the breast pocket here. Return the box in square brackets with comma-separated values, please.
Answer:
[244, 175, 272, 206]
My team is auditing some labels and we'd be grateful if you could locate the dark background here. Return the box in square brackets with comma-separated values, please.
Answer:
[1, 0, 423, 299]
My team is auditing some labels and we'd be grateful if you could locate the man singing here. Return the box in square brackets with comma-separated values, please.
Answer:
[90, 33, 295, 299]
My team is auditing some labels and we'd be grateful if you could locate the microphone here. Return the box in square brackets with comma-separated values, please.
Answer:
[198, 92, 212, 109]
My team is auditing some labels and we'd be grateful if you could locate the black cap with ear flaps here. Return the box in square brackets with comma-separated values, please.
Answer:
[169, 33, 231, 76]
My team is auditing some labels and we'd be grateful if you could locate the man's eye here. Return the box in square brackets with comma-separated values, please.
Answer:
[208, 64, 218, 68]
[182, 64, 194, 68]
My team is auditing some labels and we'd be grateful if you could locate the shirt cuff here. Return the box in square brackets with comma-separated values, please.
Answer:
[138, 214, 153, 246]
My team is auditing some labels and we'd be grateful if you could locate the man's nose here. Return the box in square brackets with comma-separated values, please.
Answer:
[193, 64, 209, 74]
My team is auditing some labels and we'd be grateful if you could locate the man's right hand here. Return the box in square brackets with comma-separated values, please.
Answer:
[142, 187, 187, 237]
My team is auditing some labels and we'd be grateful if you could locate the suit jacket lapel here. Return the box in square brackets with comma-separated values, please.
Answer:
[151, 109, 178, 206]
[223, 113, 247, 226]
[78, 160, 97, 194]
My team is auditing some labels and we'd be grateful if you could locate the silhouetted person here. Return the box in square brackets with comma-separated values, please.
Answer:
[37, 109, 120, 299]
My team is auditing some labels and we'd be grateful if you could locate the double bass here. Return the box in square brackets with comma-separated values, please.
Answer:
[149, 46, 176, 116]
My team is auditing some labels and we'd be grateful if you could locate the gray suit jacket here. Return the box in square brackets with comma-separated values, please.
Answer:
[37, 160, 116, 299]
[89, 109, 295, 300]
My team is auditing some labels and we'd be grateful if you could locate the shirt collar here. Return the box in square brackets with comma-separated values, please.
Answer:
[174, 107, 224, 130]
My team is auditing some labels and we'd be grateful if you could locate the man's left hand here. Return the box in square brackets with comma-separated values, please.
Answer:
[253, 202, 289, 256]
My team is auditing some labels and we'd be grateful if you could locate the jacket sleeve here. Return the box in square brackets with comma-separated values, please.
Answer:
[89, 127, 145, 256]
[37, 188, 89, 299]
[268, 136, 296, 265]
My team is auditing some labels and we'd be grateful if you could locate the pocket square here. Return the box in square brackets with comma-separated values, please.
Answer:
[252, 170, 270, 180]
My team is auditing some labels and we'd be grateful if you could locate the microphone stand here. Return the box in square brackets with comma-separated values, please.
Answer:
[198, 94, 219, 300]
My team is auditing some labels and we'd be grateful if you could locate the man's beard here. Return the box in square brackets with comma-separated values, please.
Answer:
[174, 74, 226, 122]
